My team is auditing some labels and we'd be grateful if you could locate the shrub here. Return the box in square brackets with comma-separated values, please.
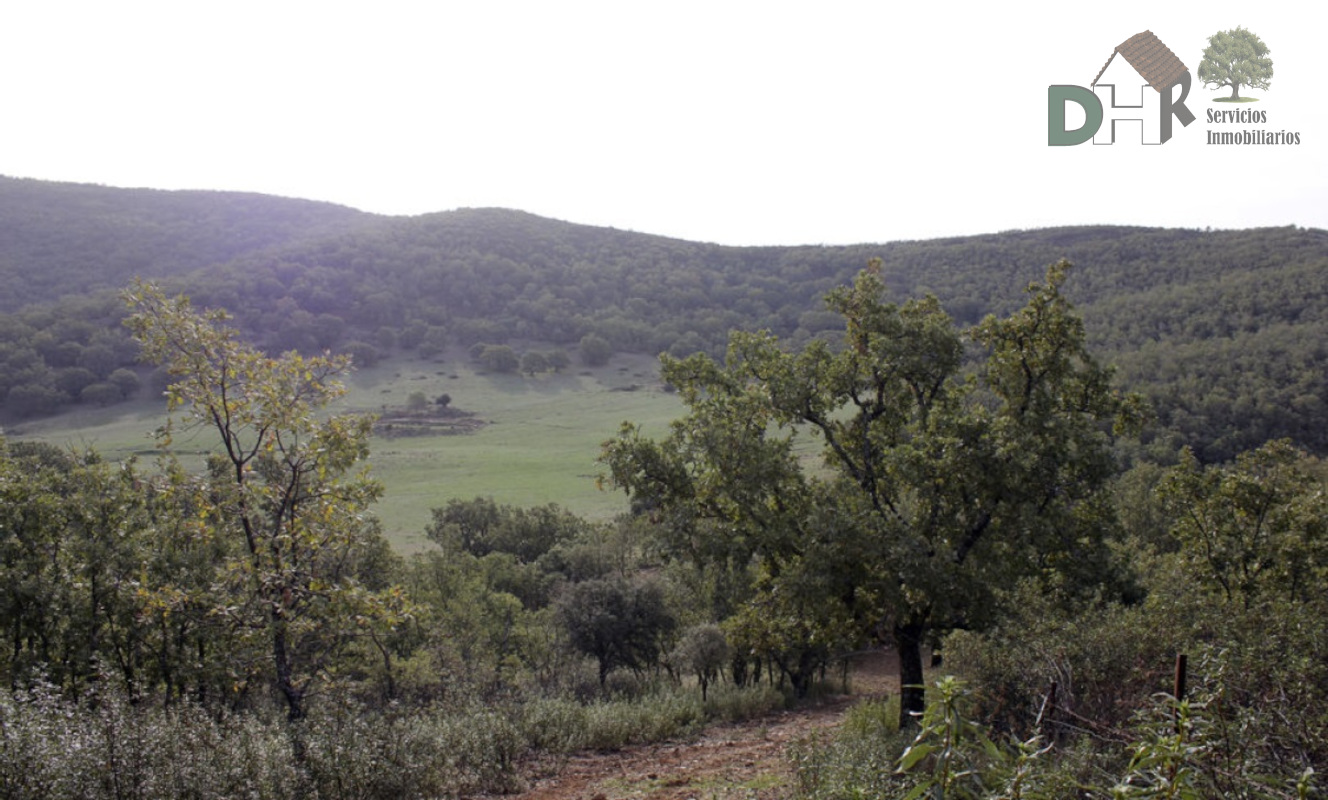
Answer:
[578, 333, 612, 367]
[79, 381, 123, 406]
[790, 698, 906, 800]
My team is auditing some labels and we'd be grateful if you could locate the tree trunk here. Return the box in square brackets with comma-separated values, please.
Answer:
[273, 623, 305, 722]
[1230, 85, 1240, 100]
[894, 620, 927, 729]
[369, 630, 396, 701]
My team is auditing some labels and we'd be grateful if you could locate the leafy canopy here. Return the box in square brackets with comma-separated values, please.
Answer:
[602, 260, 1143, 725]
[125, 282, 409, 720]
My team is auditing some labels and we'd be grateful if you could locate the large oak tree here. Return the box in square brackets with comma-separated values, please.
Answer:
[602, 260, 1143, 726]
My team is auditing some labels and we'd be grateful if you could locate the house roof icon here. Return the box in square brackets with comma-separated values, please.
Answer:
[1091, 30, 1188, 92]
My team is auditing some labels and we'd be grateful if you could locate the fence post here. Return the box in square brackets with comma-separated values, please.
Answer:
[1173, 653, 1188, 734]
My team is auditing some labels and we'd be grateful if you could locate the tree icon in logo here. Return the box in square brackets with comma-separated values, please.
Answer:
[1198, 26, 1273, 102]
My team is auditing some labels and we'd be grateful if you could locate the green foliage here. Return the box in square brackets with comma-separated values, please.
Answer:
[944, 589, 1180, 737]
[557, 577, 677, 687]
[476, 343, 519, 373]
[124, 283, 410, 720]
[426, 496, 587, 564]
[4, 383, 68, 417]
[526, 682, 784, 753]
[2, 180, 1327, 464]
[79, 381, 123, 405]
[669, 624, 729, 700]
[603, 260, 1138, 723]
[0, 176, 366, 313]
[1159, 440, 1326, 606]
[579, 332, 613, 367]
[0, 683, 769, 799]
[107, 366, 142, 396]
[546, 348, 571, 372]
[893, 676, 1063, 800]
[1198, 27, 1273, 100]
[340, 340, 381, 368]
[1109, 679, 1320, 800]
[53, 366, 97, 396]
[405, 390, 428, 411]
[0, 440, 231, 699]
[798, 657, 1324, 799]
[520, 350, 549, 376]
[940, 572, 1328, 796]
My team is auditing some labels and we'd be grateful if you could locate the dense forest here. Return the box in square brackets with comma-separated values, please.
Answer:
[0, 179, 1324, 798]
[0, 176, 371, 312]
[1, 178, 1325, 463]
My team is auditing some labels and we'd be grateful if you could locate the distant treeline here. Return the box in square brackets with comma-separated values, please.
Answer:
[1, 177, 1325, 463]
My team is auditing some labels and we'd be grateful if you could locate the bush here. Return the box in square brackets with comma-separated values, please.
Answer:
[340, 340, 381, 368]
[558, 577, 676, 687]
[474, 344, 518, 373]
[0, 685, 305, 800]
[578, 333, 612, 367]
[944, 583, 1192, 737]
[0, 676, 791, 799]
[790, 697, 906, 800]
[107, 367, 142, 397]
[79, 381, 123, 406]
[669, 624, 729, 700]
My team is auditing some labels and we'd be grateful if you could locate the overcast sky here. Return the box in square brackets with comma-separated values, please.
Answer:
[2, 1, 1322, 246]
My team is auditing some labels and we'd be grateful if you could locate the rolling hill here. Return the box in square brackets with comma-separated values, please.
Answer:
[2, 176, 1326, 463]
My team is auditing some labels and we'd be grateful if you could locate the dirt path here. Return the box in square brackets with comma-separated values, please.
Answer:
[501, 650, 898, 800]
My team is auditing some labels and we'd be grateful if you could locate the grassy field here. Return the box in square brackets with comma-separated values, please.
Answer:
[6, 349, 683, 552]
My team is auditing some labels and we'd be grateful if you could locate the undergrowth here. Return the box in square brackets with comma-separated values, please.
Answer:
[0, 681, 785, 800]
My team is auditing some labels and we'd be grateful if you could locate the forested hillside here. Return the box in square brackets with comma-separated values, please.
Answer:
[1, 177, 1325, 462]
[0, 176, 375, 311]
[0, 183, 1325, 797]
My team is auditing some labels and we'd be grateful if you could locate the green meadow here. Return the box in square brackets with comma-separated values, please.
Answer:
[6, 349, 683, 552]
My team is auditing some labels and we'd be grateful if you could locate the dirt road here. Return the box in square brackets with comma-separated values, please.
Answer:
[501, 650, 897, 800]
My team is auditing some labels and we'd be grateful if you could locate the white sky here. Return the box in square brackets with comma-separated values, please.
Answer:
[1, 1, 1323, 246]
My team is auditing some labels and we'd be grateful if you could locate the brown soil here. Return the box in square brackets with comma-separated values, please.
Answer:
[496, 649, 899, 800]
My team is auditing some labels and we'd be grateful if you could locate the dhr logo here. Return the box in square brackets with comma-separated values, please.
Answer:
[1049, 30, 1196, 145]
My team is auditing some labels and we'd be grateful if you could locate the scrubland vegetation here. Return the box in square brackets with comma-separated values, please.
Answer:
[0, 179, 1325, 797]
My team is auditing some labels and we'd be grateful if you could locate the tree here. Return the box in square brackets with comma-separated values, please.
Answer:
[546, 349, 571, 373]
[670, 624, 729, 700]
[558, 577, 675, 687]
[478, 344, 519, 373]
[5, 384, 68, 417]
[602, 261, 1142, 726]
[372, 326, 398, 352]
[53, 367, 97, 397]
[79, 381, 122, 406]
[426, 497, 585, 564]
[125, 282, 409, 721]
[579, 333, 612, 367]
[398, 320, 428, 351]
[107, 367, 142, 398]
[520, 351, 549, 376]
[1198, 27, 1273, 100]
[340, 340, 381, 368]
[0, 440, 231, 701]
[1160, 440, 1326, 607]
